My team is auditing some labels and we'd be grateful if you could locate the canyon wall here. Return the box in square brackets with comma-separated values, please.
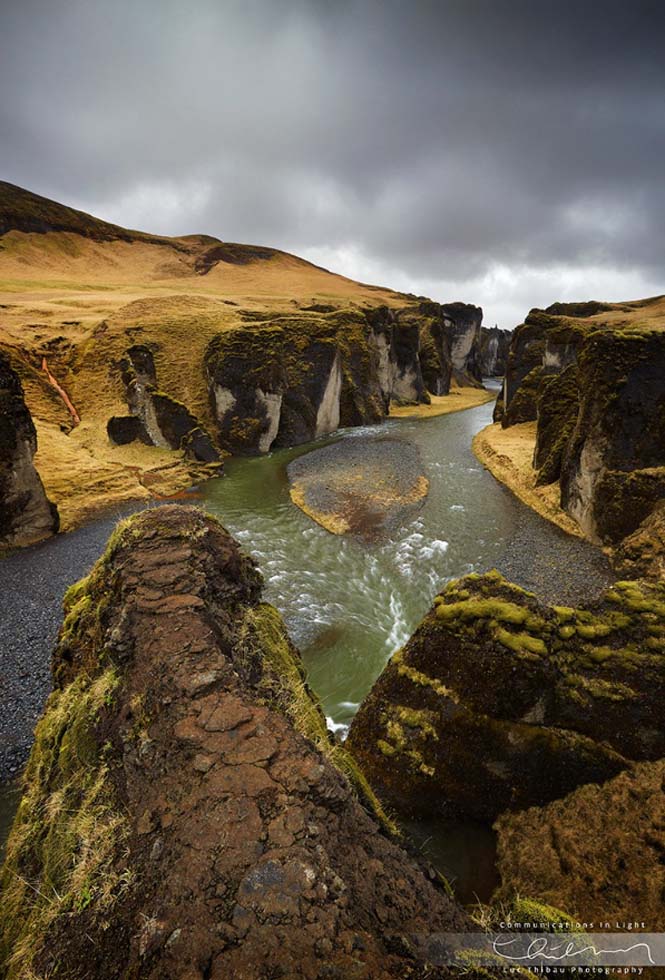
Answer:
[0, 351, 58, 548]
[205, 303, 484, 455]
[495, 299, 665, 545]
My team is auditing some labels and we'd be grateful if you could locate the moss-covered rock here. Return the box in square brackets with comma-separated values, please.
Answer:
[1, 506, 479, 979]
[561, 328, 665, 542]
[533, 364, 579, 485]
[494, 759, 665, 929]
[0, 349, 59, 547]
[347, 571, 665, 822]
[613, 501, 665, 580]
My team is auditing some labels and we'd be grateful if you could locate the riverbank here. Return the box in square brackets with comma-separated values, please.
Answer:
[472, 420, 585, 539]
[389, 384, 493, 418]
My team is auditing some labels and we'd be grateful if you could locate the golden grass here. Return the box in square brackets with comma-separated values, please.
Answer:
[389, 386, 494, 418]
[0, 227, 409, 531]
[472, 422, 585, 538]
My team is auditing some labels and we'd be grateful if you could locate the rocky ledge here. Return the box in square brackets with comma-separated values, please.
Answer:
[287, 437, 429, 537]
[1, 506, 476, 980]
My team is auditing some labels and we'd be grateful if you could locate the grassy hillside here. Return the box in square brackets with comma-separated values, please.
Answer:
[0, 182, 412, 529]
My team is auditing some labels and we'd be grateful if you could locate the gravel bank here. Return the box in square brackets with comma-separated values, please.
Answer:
[0, 499, 164, 781]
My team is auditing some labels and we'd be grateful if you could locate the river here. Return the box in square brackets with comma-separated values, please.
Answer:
[0, 386, 614, 902]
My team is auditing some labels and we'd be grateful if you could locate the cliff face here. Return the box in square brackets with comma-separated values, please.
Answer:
[560, 329, 665, 542]
[205, 304, 485, 455]
[348, 571, 665, 822]
[0, 507, 472, 979]
[479, 326, 511, 377]
[0, 351, 58, 548]
[108, 345, 220, 463]
[495, 298, 665, 546]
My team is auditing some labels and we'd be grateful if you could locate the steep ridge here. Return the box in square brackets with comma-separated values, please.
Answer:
[0, 507, 475, 979]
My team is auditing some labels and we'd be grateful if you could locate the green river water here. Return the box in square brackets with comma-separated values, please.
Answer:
[1, 387, 526, 903]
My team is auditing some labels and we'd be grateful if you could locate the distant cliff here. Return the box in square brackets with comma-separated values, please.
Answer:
[479, 325, 512, 377]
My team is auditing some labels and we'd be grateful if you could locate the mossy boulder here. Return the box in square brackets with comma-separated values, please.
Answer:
[1, 506, 477, 979]
[533, 364, 579, 485]
[0, 349, 59, 547]
[561, 328, 665, 542]
[494, 759, 665, 929]
[347, 571, 665, 822]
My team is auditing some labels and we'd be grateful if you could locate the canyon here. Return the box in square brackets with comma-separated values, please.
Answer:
[1, 181, 663, 978]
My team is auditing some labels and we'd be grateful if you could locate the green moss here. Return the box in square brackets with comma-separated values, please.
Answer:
[509, 897, 578, 931]
[496, 628, 547, 657]
[0, 669, 128, 979]
[553, 606, 574, 623]
[435, 597, 540, 628]
[558, 624, 576, 639]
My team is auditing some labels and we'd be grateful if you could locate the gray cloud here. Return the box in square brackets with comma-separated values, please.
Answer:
[2, 0, 664, 325]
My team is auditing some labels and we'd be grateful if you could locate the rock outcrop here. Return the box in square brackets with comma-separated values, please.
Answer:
[494, 299, 665, 548]
[479, 326, 511, 377]
[287, 437, 429, 537]
[494, 759, 665, 929]
[0, 351, 59, 548]
[205, 313, 389, 454]
[108, 345, 220, 463]
[560, 328, 665, 542]
[348, 571, 665, 823]
[0, 506, 474, 979]
[206, 304, 485, 455]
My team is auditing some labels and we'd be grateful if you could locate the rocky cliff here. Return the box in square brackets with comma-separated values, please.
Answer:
[479, 325, 512, 377]
[205, 303, 485, 455]
[0, 506, 475, 979]
[108, 344, 220, 463]
[347, 570, 665, 822]
[494, 297, 665, 547]
[0, 351, 58, 548]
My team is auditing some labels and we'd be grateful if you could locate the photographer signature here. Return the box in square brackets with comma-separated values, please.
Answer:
[492, 936, 655, 966]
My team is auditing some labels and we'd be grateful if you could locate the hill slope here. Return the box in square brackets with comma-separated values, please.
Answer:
[0, 182, 486, 535]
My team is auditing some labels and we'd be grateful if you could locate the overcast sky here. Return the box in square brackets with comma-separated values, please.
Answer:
[2, 0, 664, 326]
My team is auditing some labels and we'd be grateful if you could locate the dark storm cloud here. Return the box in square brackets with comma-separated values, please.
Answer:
[1, 0, 665, 324]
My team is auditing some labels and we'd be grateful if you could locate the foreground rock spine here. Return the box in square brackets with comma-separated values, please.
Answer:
[0, 506, 473, 980]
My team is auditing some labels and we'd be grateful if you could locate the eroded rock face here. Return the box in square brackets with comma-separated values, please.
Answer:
[494, 760, 665, 929]
[440, 302, 484, 386]
[348, 571, 665, 823]
[533, 364, 579, 486]
[560, 329, 665, 543]
[206, 314, 391, 455]
[479, 326, 511, 377]
[0, 507, 472, 979]
[206, 303, 485, 454]
[0, 351, 58, 547]
[109, 344, 220, 463]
